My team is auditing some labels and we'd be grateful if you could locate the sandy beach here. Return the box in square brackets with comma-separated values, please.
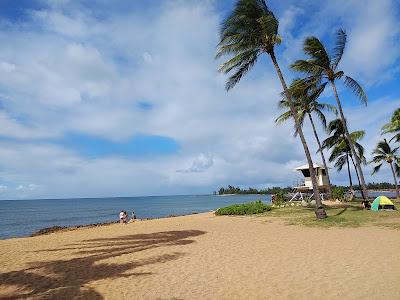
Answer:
[0, 212, 399, 300]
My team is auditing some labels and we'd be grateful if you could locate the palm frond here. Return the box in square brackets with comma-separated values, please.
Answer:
[303, 37, 330, 69]
[372, 163, 383, 175]
[275, 110, 292, 125]
[344, 76, 368, 105]
[349, 130, 365, 141]
[395, 161, 400, 177]
[217, 49, 259, 74]
[376, 139, 391, 154]
[322, 135, 338, 149]
[224, 51, 260, 90]
[331, 29, 347, 71]
[314, 109, 327, 129]
[389, 134, 400, 143]
[216, 0, 280, 90]
[334, 154, 347, 171]
[334, 70, 344, 79]
[290, 60, 325, 76]
[381, 108, 400, 136]
[316, 102, 337, 115]
[257, 13, 279, 39]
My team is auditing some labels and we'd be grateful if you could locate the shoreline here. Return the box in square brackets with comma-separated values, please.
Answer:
[28, 211, 209, 239]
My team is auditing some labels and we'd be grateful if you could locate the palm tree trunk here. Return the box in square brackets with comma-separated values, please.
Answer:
[307, 113, 332, 199]
[270, 50, 326, 219]
[389, 162, 400, 199]
[330, 81, 369, 201]
[346, 153, 353, 190]
[349, 153, 365, 199]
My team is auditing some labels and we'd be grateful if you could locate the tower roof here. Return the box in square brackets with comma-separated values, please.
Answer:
[294, 163, 325, 171]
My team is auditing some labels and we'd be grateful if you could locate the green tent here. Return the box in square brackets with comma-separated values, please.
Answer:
[371, 196, 395, 211]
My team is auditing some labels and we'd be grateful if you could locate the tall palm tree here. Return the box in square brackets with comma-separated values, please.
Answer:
[370, 139, 400, 198]
[382, 108, 400, 142]
[275, 79, 336, 199]
[323, 119, 366, 194]
[322, 119, 366, 196]
[216, 0, 326, 218]
[291, 29, 369, 201]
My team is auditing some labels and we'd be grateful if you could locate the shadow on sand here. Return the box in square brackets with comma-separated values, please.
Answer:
[0, 229, 206, 299]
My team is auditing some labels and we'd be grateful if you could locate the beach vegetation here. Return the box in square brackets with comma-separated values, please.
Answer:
[274, 191, 285, 203]
[216, 0, 326, 218]
[215, 201, 272, 215]
[291, 29, 369, 201]
[331, 186, 346, 201]
[370, 139, 400, 198]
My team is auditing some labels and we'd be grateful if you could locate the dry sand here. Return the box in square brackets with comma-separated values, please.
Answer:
[0, 212, 399, 300]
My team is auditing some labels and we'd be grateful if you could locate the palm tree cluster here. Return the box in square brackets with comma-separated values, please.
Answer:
[322, 119, 366, 199]
[215, 0, 396, 218]
[371, 110, 400, 199]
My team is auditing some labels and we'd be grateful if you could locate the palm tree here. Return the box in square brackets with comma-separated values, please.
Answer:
[275, 79, 336, 199]
[216, 0, 326, 218]
[370, 139, 400, 199]
[382, 108, 400, 142]
[291, 29, 369, 201]
[323, 119, 366, 196]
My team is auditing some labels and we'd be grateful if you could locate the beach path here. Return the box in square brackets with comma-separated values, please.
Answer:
[0, 212, 399, 299]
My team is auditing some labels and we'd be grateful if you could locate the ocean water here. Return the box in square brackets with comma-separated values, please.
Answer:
[0, 194, 271, 239]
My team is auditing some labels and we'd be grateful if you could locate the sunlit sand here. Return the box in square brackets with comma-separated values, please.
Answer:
[0, 212, 399, 299]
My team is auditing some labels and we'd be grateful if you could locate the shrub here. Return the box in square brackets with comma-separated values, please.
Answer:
[275, 191, 285, 202]
[215, 200, 272, 215]
[332, 186, 346, 201]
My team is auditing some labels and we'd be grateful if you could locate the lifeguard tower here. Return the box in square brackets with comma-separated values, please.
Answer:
[289, 163, 328, 201]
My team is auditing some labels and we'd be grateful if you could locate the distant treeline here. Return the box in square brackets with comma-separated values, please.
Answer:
[353, 182, 396, 190]
[215, 186, 292, 195]
[215, 182, 396, 195]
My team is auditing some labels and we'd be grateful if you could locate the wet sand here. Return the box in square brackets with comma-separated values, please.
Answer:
[0, 212, 399, 299]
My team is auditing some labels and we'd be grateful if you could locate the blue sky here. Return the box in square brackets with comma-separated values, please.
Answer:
[0, 0, 399, 199]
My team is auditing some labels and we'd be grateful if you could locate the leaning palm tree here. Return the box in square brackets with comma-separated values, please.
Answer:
[382, 108, 400, 142]
[275, 79, 336, 199]
[216, 0, 326, 218]
[323, 119, 366, 197]
[291, 29, 369, 201]
[370, 139, 400, 199]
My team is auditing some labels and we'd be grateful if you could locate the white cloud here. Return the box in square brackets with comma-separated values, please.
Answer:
[177, 153, 214, 173]
[279, 0, 400, 85]
[0, 0, 397, 199]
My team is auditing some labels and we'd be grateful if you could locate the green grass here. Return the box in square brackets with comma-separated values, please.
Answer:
[215, 198, 400, 229]
[215, 200, 272, 216]
[267, 202, 400, 228]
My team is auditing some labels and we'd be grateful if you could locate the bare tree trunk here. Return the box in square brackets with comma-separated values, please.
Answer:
[390, 162, 400, 199]
[270, 51, 326, 219]
[330, 81, 369, 201]
[308, 113, 332, 200]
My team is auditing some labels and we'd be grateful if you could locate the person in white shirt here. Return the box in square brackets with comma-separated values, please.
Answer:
[119, 211, 125, 224]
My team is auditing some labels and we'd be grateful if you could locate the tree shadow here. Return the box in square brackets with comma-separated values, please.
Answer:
[0, 230, 206, 299]
[333, 207, 348, 216]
